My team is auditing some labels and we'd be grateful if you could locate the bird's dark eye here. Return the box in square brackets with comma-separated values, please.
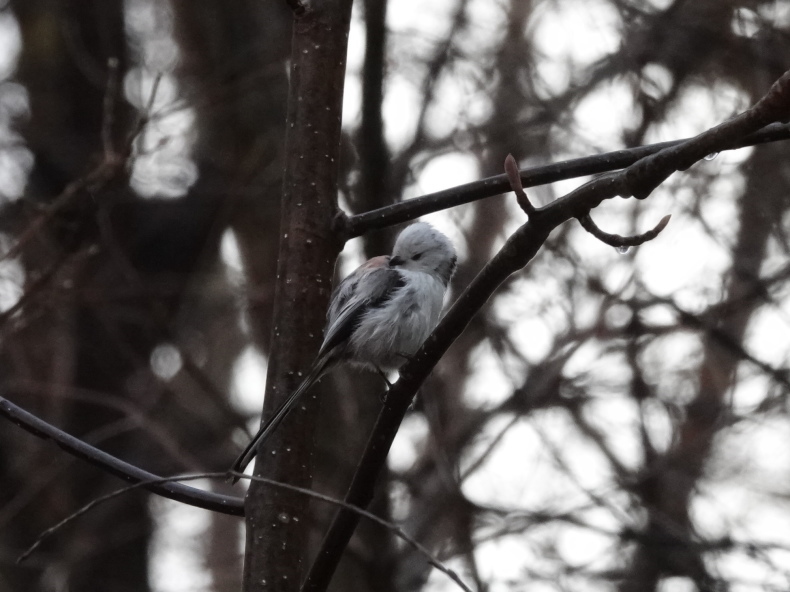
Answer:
[411, 252, 423, 261]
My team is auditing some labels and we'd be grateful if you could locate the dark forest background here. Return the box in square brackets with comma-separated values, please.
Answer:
[2, 1, 790, 591]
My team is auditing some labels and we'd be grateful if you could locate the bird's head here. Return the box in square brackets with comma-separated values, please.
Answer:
[389, 222, 457, 285]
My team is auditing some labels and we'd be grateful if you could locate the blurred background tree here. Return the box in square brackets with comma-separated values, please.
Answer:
[1, 1, 790, 592]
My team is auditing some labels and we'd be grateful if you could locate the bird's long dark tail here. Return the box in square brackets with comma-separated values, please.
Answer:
[229, 357, 331, 483]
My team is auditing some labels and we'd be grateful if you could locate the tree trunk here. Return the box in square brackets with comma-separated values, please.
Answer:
[242, 1, 353, 590]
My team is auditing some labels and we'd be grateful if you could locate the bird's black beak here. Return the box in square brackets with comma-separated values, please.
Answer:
[389, 256, 405, 267]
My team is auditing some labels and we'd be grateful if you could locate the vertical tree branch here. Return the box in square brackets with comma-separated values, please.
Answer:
[357, 0, 390, 223]
[242, 1, 353, 591]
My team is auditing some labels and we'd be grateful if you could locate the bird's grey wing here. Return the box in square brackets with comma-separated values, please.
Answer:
[326, 268, 362, 324]
[318, 267, 405, 359]
[325, 255, 389, 321]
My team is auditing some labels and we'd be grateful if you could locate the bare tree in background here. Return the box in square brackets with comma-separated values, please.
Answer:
[2, 2, 790, 592]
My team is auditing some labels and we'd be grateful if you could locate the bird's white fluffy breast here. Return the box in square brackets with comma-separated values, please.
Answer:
[349, 269, 446, 370]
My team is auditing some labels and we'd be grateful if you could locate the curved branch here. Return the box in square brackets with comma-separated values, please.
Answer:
[0, 396, 245, 516]
[346, 121, 790, 236]
[578, 213, 671, 249]
[302, 67, 790, 592]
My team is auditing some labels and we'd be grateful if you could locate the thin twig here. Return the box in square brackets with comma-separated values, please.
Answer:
[16, 467, 473, 592]
[577, 213, 671, 249]
[17, 472, 228, 564]
[504, 153, 535, 215]
[128, 72, 163, 155]
[239, 473, 474, 592]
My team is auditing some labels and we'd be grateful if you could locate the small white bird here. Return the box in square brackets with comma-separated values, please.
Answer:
[231, 222, 456, 479]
